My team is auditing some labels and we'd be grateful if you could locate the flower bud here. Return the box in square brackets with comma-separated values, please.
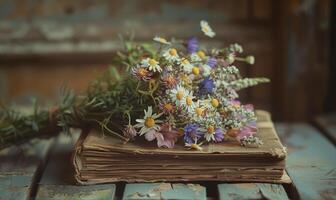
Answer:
[245, 56, 255, 65]
[226, 53, 235, 64]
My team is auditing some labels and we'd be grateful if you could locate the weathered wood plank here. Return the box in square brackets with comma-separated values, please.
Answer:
[35, 131, 116, 200]
[275, 123, 336, 200]
[122, 183, 206, 200]
[217, 183, 289, 200]
[0, 138, 53, 200]
[315, 113, 336, 145]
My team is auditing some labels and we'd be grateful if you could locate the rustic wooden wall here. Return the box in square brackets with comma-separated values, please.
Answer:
[0, 0, 331, 121]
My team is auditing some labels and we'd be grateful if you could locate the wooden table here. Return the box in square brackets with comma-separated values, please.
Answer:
[1, 122, 335, 200]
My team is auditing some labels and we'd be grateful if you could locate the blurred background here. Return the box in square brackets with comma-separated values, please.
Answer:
[0, 0, 333, 122]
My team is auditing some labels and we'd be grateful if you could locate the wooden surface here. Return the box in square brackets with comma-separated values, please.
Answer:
[122, 183, 206, 200]
[276, 123, 336, 200]
[0, 122, 335, 199]
[315, 113, 336, 144]
[218, 183, 289, 200]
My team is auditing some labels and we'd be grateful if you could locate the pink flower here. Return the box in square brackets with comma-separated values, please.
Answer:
[236, 121, 258, 141]
[122, 125, 137, 140]
[144, 123, 178, 148]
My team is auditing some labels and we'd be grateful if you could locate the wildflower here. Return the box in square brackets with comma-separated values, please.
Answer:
[201, 64, 212, 77]
[185, 139, 203, 151]
[180, 74, 191, 85]
[180, 58, 193, 73]
[183, 124, 202, 144]
[153, 36, 171, 45]
[207, 57, 217, 68]
[201, 125, 224, 142]
[169, 84, 189, 106]
[159, 101, 174, 114]
[236, 120, 258, 141]
[194, 107, 204, 118]
[192, 66, 200, 76]
[131, 65, 153, 81]
[197, 50, 206, 59]
[217, 58, 230, 67]
[134, 106, 163, 135]
[163, 48, 180, 62]
[245, 56, 255, 65]
[199, 77, 215, 95]
[211, 98, 219, 108]
[187, 37, 198, 54]
[229, 43, 243, 53]
[200, 20, 216, 38]
[161, 74, 178, 89]
[145, 123, 178, 148]
[180, 93, 196, 112]
[122, 124, 137, 140]
[141, 58, 162, 72]
[226, 53, 235, 64]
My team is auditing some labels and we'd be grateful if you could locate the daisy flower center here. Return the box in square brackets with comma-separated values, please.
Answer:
[191, 143, 201, 150]
[211, 98, 219, 108]
[192, 67, 200, 75]
[197, 51, 206, 59]
[176, 91, 184, 100]
[160, 38, 167, 43]
[149, 59, 158, 66]
[169, 48, 178, 56]
[144, 117, 155, 128]
[207, 125, 215, 134]
[195, 107, 204, 116]
[186, 96, 193, 106]
[164, 103, 173, 111]
[182, 59, 189, 65]
[138, 68, 148, 76]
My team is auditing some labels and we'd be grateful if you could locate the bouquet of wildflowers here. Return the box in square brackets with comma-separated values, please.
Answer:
[0, 21, 269, 151]
[122, 20, 269, 150]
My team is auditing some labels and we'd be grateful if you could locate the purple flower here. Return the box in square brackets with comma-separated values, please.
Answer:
[199, 77, 215, 95]
[214, 128, 225, 142]
[184, 124, 202, 144]
[187, 37, 198, 54]
[207, 57, 217, 68]
[236, 121, 258, 141]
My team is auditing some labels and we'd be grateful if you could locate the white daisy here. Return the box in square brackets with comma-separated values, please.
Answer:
[141, 58, 162, 72]
[185, 139, 203, 151]
[180, 92, 196, 112]
[200, 97, 220, 110]
[199, 125, 216, 142]
[190, 50, 207, 62]
[153, 36, 171, 45]
[200, 20, 216, 38]
[134, 106, 163, 135]
[190, 101, 206, 120]
[163, 48, 180, 62]
[169, 84, 190, 106]
[180, 58, 193, 73]
[201, 64, 212, 77]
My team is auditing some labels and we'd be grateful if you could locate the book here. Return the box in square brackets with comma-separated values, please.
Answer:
[72, 110, 289, 185]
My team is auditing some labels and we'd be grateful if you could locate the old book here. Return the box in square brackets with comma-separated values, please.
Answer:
[72, 110, 289, 185]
